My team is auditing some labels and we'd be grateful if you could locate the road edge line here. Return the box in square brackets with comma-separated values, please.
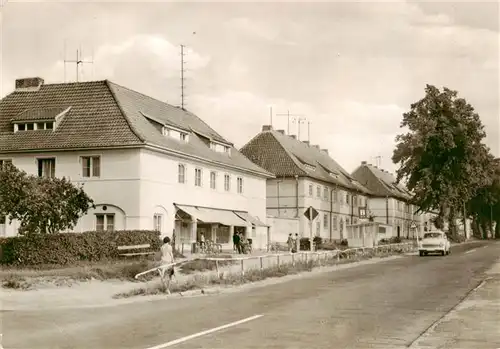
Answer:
[144, 314, 264, 349]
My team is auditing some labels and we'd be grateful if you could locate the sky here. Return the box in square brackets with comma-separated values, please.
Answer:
[1, 0, 499, 174]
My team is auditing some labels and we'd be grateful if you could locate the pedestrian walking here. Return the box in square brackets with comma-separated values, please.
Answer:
[287, 233, 294, 252]
[233, 231, 242, 254]
[160, 236, 175, 294]
[294, 233, 300, 252]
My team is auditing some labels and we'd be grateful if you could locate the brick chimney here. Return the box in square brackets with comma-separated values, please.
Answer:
[321, 149, 329, 155]
[262, 125, 273, 132]
[276, 129, 285, 134]
[361, 161, 367, 165]
[312, 145, 320, 149]
[15, 77, 44, 91]
[303, 141, 310, 146]
[290, 135, 296, 139]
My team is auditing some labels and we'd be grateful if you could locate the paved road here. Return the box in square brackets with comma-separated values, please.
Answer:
[3, 241, 498, 349]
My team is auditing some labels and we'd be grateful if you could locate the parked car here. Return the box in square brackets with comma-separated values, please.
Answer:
[418, 231, 451, 256]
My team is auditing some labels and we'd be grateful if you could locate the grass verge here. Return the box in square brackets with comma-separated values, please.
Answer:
[1, 252, 234, 290]
[114, 248, 409, 299]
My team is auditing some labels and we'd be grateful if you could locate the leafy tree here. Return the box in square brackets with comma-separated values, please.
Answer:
[0, 162, 94, 235]
[467, 159, 500, 239]
[392, 85, 493, 238]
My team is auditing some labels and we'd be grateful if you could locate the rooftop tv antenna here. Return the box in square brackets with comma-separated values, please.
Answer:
[296, 116, 307, 141]
[307, 120, 312, 142]
[63, 42, 94, 82]
[276, 110, 305, 135]
[180, 44, 187, 109]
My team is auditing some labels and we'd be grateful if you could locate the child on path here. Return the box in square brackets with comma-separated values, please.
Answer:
[160, 236, 175, 294]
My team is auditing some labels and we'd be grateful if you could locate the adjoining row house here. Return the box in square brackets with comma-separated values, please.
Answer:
[351, 161, 439, 237]
[240, 125, 372, 242]
[0, 77, 274, 250]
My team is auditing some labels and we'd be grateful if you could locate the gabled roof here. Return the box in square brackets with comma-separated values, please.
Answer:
[240, 127, 372, 194]
[0, 79, 273, 178]
[351, 162, 412, 201]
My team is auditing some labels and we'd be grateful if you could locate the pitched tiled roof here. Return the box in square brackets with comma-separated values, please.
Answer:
[351, 163, 412, 200]
[0, 79, 273, 177]
[240, 129, 372, 194]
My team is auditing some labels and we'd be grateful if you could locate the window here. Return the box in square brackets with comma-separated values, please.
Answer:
[332, 216, 338, 230]
[96, 214, 114, 231]
[178, 164, 186, 183]
[17, 124, 26, 131]
[237, 177, 244, 194]
[333, 190, 338, 203]
[323, 187, 328, 200]
[224, 174, 231, 191]
[0, 159, 12, 170]
[316, 221, 320, 234]
[81, 156, 100, 178]
[195, 168, 203, 187]
[37, 158, 55, 178]
[316, 186, 321, 197]
[323, 213, 328, 229]
[346, 193, 350, 204]
[359, 207, 367, 218]
[153, 214, 163, 232]
[210, 171, 217, 189]
[308, 184, 313, 196]
[26, 123, 34, 130]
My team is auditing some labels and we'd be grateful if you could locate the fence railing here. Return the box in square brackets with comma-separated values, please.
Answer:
[135, 242, 415, 280]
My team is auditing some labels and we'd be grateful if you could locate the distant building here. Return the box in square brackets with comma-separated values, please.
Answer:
[240, 125, 372, 241]
[351, 161, 436, 238]
[0, 77, 273, 250]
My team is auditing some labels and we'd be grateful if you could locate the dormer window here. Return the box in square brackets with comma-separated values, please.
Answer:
[210, 141, 231, 154]
[162, 127, 189, 142]
[13, 121, 54, 132]
[11, 106, 69, 133]
[304, 164, 316, 171]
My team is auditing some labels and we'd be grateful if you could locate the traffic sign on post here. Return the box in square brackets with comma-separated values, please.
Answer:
[304, 206, 318, 252]
[304, 206, 319, 221]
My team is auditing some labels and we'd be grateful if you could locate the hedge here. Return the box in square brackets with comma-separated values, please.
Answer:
[0, 230, 161, 266]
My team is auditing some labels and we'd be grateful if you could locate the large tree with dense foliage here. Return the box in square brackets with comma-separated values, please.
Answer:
[392, 85, 494, 237]
[466, 159, 500, 239]
[0, 162, 94, 235]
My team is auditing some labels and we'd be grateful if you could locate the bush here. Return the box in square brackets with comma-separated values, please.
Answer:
[0, 230, 161, 266]
[300, 236, 323, 250]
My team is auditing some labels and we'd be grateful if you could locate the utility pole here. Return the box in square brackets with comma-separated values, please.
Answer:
[269, 106, 273, 127]
[307, 121, 312, 142]
[276, 110, 304, 135]
[180, 44, 187, 109]
[64, 45, 94, 82]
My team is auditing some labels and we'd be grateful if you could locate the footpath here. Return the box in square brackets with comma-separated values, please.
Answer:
[411, 259, 500, 349]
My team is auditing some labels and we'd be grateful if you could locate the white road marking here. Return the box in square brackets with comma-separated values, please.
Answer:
[466, 249, 477, 254]
[144, 314, 264, 349]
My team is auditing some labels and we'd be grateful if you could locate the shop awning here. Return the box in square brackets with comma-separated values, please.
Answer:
[234, 211, 269, 227]
[175, 205, 247, 227]
[196, 207, 247, 226]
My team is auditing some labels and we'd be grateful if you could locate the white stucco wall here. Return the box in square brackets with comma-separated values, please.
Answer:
[0, 148, 268, 244]
[0, 149, 142, 236]
[266, 177, 369, 241]
[138, 149, 268, 246]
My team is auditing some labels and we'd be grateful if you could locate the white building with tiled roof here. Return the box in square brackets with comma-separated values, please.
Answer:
[351, 161, 437, 238]
[0, 77, 273, 250]
[240, 125, 372, 242]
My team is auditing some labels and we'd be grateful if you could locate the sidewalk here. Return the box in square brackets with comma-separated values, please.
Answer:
[411, 260, 500, 348]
